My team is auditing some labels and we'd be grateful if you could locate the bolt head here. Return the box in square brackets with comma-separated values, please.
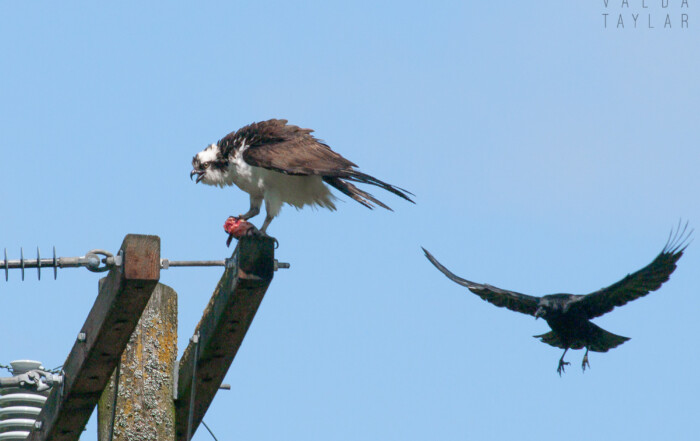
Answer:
[34, 421, 43, 430]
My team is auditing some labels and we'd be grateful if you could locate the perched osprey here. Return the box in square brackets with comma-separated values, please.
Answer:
[423, 224, 691, 375]
[191, 119, 414, 233]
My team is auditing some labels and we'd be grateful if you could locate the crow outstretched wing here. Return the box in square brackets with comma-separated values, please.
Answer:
[423, 248, 540, 316]
[567, 223, 691, 320]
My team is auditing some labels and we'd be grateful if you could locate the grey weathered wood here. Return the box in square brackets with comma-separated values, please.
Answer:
[175, 235, 275, 441]
[97, 283, 178, 441]
[27, 234, 161, 441]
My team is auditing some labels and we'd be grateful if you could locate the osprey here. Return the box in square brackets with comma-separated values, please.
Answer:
[423, 224, 691, 375]
[191, 119, 414, 233]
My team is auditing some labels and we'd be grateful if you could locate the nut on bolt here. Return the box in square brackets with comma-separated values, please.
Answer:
[77, 332, 87, 343]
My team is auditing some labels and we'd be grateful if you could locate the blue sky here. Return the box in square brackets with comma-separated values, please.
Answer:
[1, 1, 699, 440]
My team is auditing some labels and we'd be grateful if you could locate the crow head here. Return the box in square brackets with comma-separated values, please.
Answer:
[534, 306, 546, 320]
[191, 143, 230, 187]
[534, 294, 571, 320]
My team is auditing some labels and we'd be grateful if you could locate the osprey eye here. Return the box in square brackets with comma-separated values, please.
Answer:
[203, 162, 211, 169]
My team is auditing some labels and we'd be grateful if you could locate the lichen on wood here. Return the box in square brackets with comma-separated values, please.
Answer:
[98, 283, 178, 441]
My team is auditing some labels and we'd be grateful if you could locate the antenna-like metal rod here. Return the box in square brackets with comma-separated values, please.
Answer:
[1, 247, 104, 281]
[1, 254, 100, 269]
[1, 247, 289, 281]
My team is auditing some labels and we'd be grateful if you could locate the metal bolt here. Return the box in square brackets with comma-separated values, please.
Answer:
[219, 384, 231, 390]
[34, 421, 43, 430]
[274, 260, 290, 271]
[77, 332, 87, 343]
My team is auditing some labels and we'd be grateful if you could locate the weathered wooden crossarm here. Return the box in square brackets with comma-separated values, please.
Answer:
[27, 234, 161, 441]
[175, 235, 275, 441]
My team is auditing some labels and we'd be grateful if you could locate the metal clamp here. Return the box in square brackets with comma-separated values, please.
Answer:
[84, 250, 113, 273]
[0, 369, 63, 393]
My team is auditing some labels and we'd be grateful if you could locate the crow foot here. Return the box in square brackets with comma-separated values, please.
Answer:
[582, 349, 590, 373]
[557, 360, 570, 376]
[557, 348, 570, 376]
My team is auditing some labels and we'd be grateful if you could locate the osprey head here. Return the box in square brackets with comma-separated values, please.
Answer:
[190, 143, 229, 186]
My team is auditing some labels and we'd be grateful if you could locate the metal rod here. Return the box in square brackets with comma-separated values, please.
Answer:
[163, 260, 226, 268]
[186, 332, 200, 441]
[0, 256, 97, 269]
[1, 247, 289, 281]
[108, 363, 121, 441]
[201, 420, 219, 441]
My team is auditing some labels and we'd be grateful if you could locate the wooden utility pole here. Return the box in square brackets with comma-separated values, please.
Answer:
[97, 283, 178, 441]
[24, 234, 279, 441]
[27, 234, 161, 441]
[175, 235, 276, 440]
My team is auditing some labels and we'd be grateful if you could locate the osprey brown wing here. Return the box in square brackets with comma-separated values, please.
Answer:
[220, 119, 414, 209]
[237, 120, 357, 176]
[567, 223, 691, 320]
[423, 248, 540, 317]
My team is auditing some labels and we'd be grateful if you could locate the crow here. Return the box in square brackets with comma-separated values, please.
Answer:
[423, 224, 691, 375]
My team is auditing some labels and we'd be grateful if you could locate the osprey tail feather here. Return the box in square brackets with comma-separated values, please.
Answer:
[342, 170, 415, 204]
[323, 172, 414, 210]
[323, 177, 389, 210]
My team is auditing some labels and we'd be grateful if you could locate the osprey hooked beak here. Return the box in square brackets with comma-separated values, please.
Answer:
[190, 169, 205, 184]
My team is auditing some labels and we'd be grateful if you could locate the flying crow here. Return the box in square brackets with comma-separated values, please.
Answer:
[191, 119, 414, 233]
[423, 224, 691, 375]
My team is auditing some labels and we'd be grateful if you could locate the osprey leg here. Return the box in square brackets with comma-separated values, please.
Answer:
[239, 197, 262, 220]
[557, 348, 570, 376]
[260, 214, 274, 234]
[582, 347, 590, 372]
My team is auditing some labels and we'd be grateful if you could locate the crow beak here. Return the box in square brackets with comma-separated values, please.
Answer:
[190, 169, 204, 183]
